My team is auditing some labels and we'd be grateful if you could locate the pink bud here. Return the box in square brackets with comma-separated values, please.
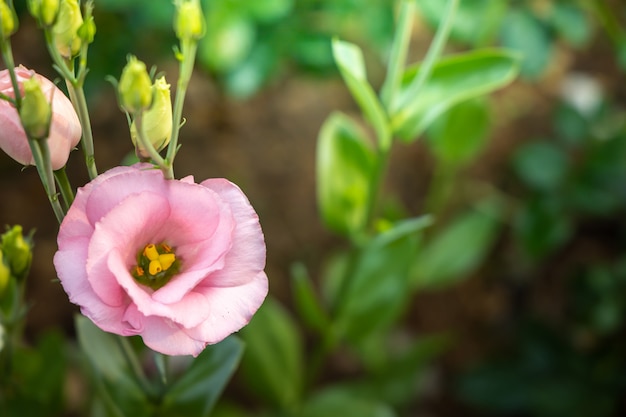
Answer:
[0, 65, 81, 170]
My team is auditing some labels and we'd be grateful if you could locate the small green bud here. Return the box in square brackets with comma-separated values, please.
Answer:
[77, 15, 95, 44]
[118, 56, 153, 114]
[0, 226, 33, 280]
[130, 76, 172, 158]
[52, 0, 83, 58]
[19, 77, 52, 141]
[0, 1, 18, 40]
[28, 0, 60, 27]
[174, 0, 205, 41]
[0, 251, 10, 298]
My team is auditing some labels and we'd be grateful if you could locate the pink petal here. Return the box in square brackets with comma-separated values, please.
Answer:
[54, 237, 128, 334]
[183, 271, 268, 344]
[85, 168, 166, 225]
[108, 251, 213, 328]
[150, 181, 235, 304]
[138, 314, 207, 357]
[0, 66, 82, 169]
[199, 179, 266, 287]
[86, 191, 171, 306]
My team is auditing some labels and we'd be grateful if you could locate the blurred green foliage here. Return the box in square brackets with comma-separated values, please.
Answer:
[4, 0, 626, 416]
[198, 0, 395, 97]
[460, 62, 626, 417]
[417, 0, 593, 78]
[93, 0, 397, 98]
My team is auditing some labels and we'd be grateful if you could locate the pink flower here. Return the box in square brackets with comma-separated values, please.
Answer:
[0, 66, 81, 170]
[54, 164, 268, 356]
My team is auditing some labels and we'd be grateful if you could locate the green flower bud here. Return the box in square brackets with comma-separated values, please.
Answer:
[19, 77, 52, 141]
[77, 15, 95, 44]
[28, 0, 60, 27]
[0, 1, 18, 40]
[0, 226, 33, 280]
[130, 76, 172, 158]
[174, 0, 205, 41]
[118, 56, 153, 114]
[0, 251, 10, 298]
[52, 0, 83, 58]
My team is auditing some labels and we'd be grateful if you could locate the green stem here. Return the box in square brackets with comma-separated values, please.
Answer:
[43, 30, 76, 82]
[0, 41, 22, 107]
[424, 161, 457, 215]
[1, 38, 65, 222]
[117, 336, 155, 398]
[54, 167, 75, 210]
[134, 112, 168, 172]
[380, 0, 416, 110]
[364, 149, 390, 235]
[390, 0, 459, 128]
[165, 39, 198, 180]
[153, 352, 168, 388]
[44, 29, 98, 179]
[67, 82, 98, 179]
[0, 91, 14, 103]
[29, 138, 65, 223]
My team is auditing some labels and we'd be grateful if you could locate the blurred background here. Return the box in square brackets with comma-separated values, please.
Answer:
[1, 0, 626, 416]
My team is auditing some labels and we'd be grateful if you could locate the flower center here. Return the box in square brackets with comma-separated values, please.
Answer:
[131, 242, 180, 290]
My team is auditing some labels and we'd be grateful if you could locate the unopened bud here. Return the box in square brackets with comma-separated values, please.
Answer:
[0, 1, 17, 40]
[28, 0, 60, 27]
[52, 0, 83, 58]
[175, 0, 204, 41]
[77, 15, 95, 44]
[0, 226, 33, 280]
[118, 56, 153, 114]
[19, 77, 52, 141]
[130, 76, 172, 158]
[0, 251, 10, 297]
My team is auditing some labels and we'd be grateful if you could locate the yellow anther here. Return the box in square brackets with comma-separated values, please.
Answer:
[149, 260, 162, 275]
[143, 244, 159, 261]
[158, 253, 176, 270]
[134, 266, 144, 277]
[161, 243, 172, 253]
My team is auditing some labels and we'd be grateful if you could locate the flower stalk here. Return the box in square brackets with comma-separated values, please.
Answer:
[40, 0, 98, 180]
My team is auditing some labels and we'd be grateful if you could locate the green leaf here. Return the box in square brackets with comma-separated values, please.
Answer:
[301, 386, 396, 417]
[426, 98, 491, 167]
[417, 0, 506, 47]
[392, 48, 519, 141]
[369, 334, 450, 407]
[335, 216, 432, 344]
[412, 198, 503, 289]
[198, 10, 256, 73]
[239, 297, 303, 410]
[224, 43, 278, 99]
[75, 315, 151, 417]
[5, 331, 66, 416]
[291, 262, 331, 333]
[316, 112, 377, 237]
[512, 140, 569, 191]
[325, 333, 450, 407]
[549, 3, 590, 47]
[514, 195, 572, 261]
[332, 39, 390, 149]
[160, 336, 244, 417]
[245, 0, 293, 22]
[500, 9, 551, 79]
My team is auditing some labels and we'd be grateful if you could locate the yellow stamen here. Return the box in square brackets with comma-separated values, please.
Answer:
[159, 253, 176, 270]
[149, 260, 162, 275]
[144, 244, 159, 261]
[135, 266, 144, 277]
[161, 243, 172, 253]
